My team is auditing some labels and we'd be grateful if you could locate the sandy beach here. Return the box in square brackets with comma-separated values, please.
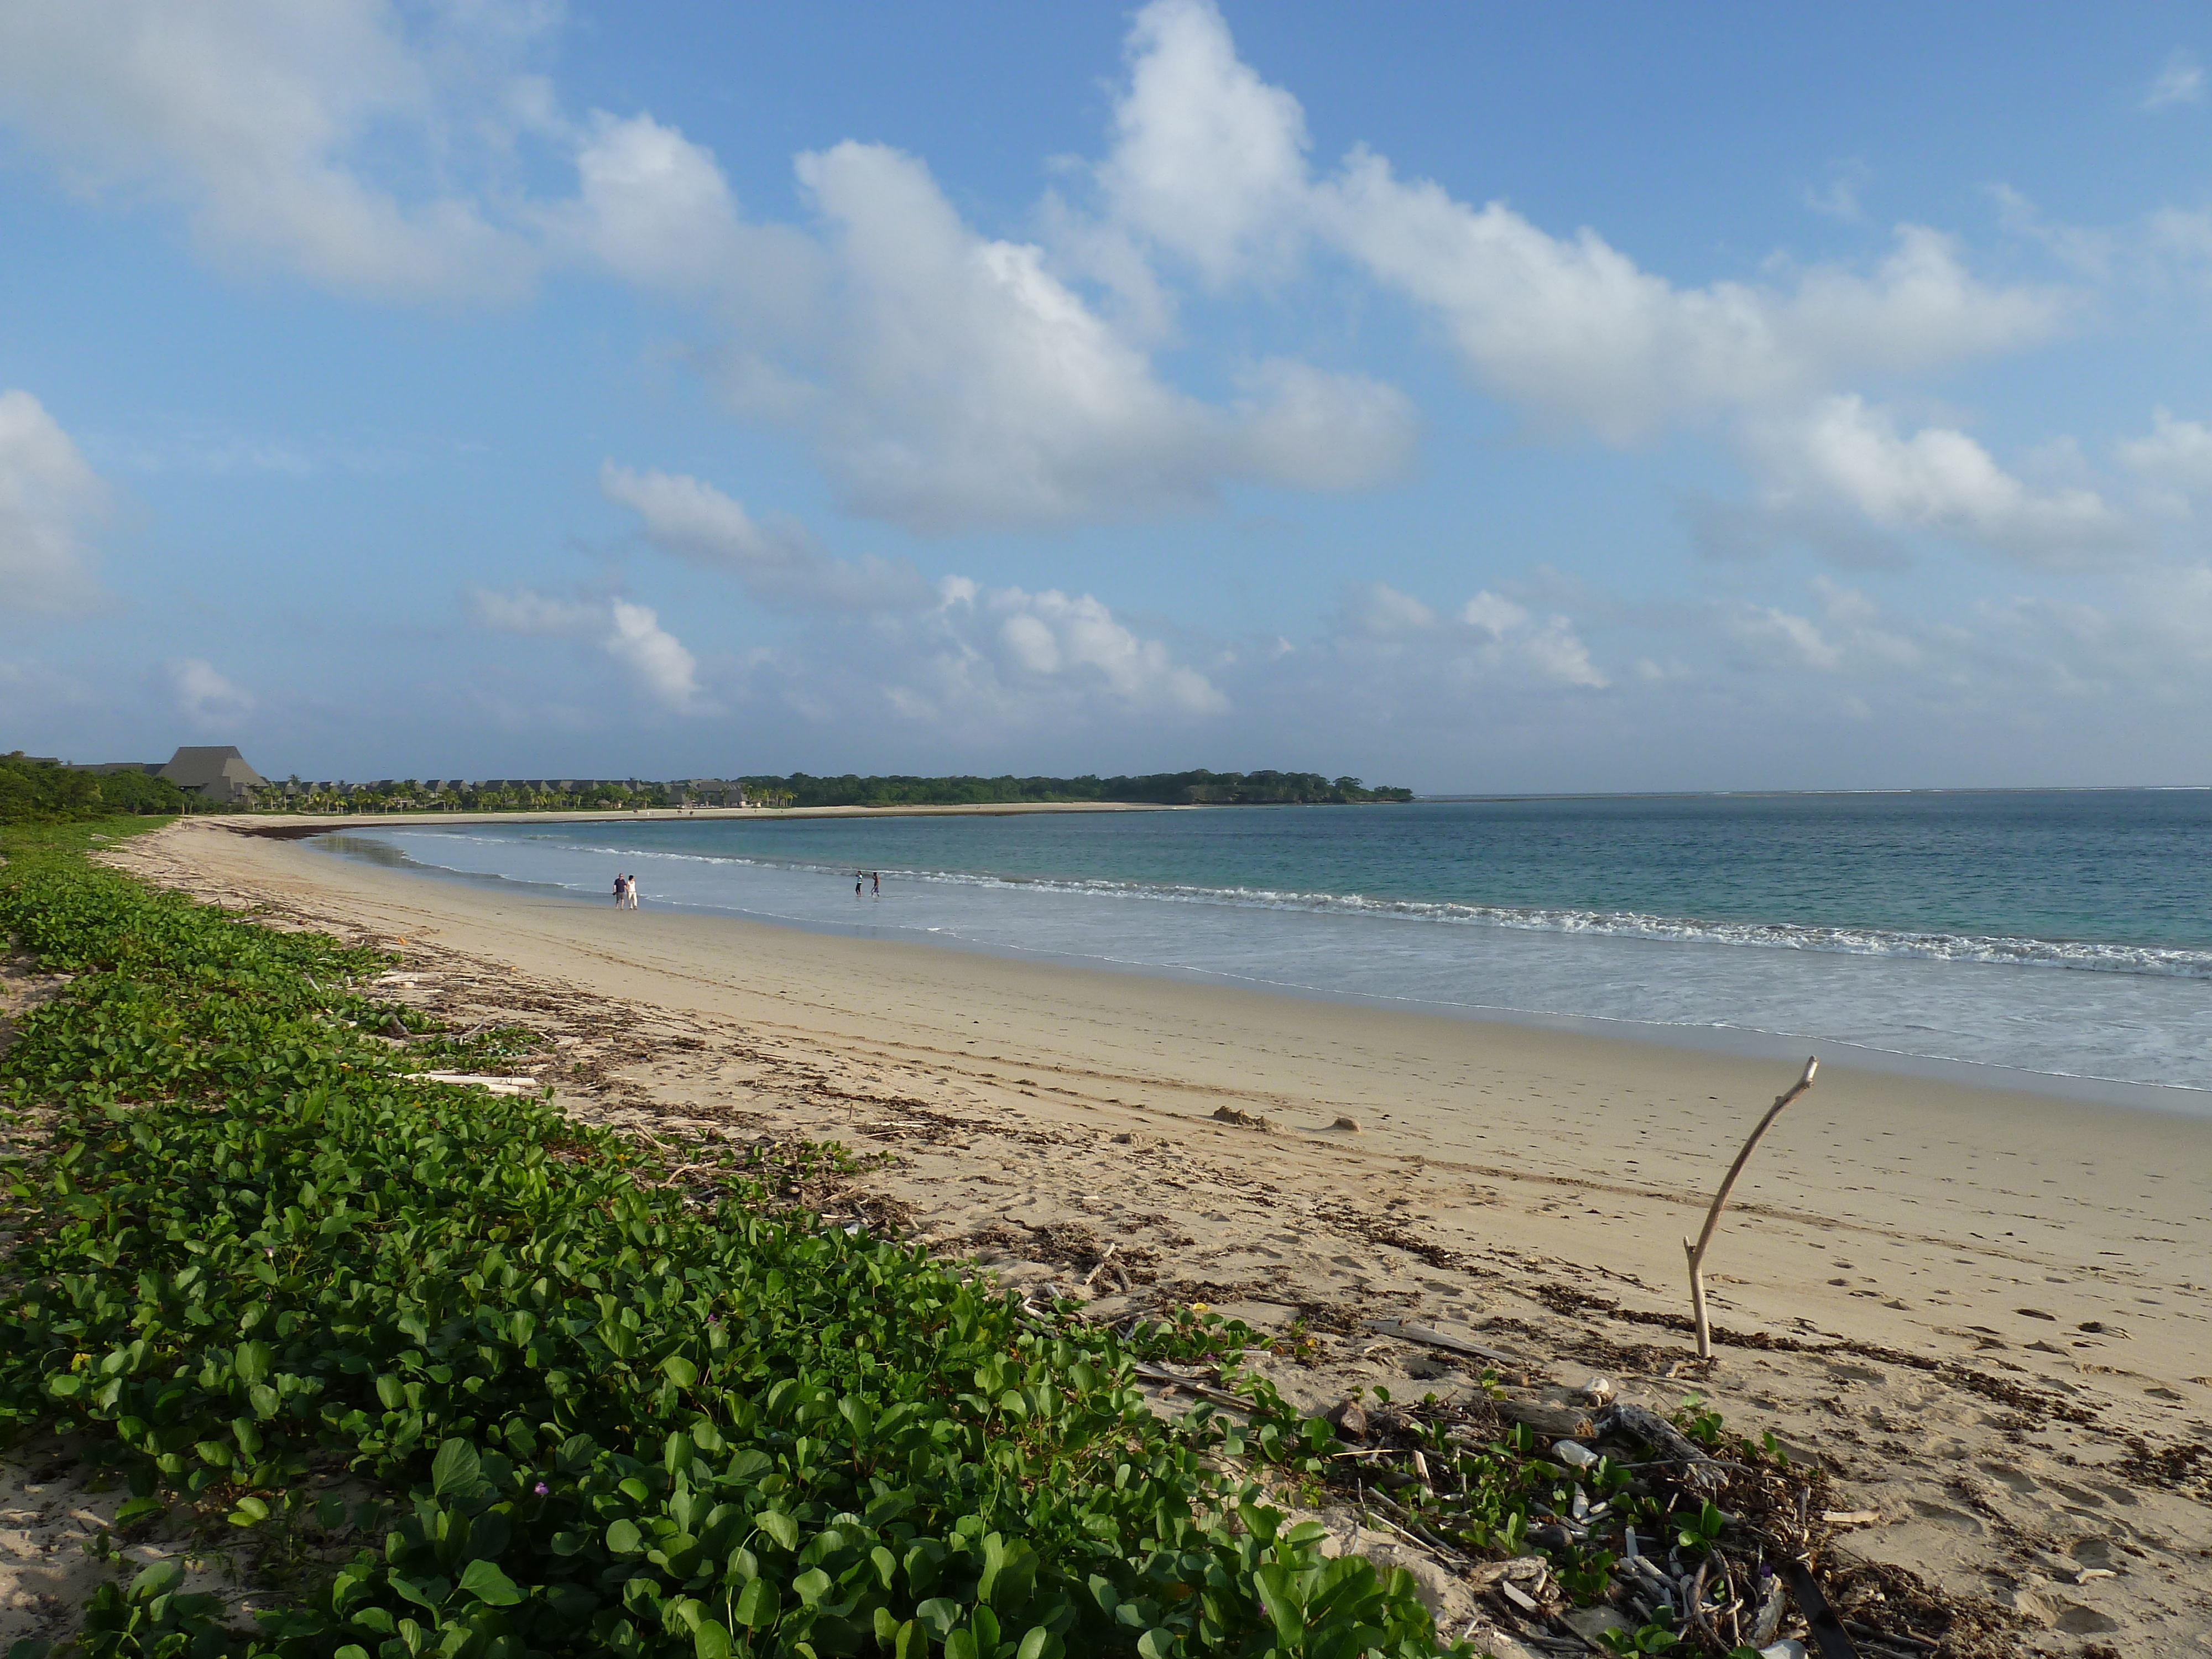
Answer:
[29, 818, 2209, 1652]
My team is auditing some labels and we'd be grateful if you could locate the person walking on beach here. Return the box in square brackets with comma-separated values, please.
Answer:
[612, 872, 625, 907]
[871, 871, 881, 897]
[855, 873, 864, 898]
[624, 874, 639, 910]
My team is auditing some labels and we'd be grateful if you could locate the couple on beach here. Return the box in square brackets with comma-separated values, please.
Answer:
[854, 869, 880, 898]
[611, 872, 639, 909]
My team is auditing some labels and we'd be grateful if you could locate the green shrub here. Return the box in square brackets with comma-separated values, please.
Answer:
[0, 755, 180, 824]
[0, 836, 1449, 1659]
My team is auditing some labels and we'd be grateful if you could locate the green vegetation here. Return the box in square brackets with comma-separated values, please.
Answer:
[0, 822, 1448, 1659]
[1, 822, 1846, 1659]
[0, 755, 182, 824]
[263, 782, 656, 815]
[734, 774, 1413, 810]
[225, 770, 1412, 815]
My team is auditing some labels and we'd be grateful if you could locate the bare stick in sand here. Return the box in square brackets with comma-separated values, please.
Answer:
[1683, 1056, 1818, 1360]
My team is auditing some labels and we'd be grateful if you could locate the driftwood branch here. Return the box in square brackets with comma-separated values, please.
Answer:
[1683, 1056, 1817, 1359]
[1363, 1318, 1523, 1369]
[1592, 1402, 1728, 1492]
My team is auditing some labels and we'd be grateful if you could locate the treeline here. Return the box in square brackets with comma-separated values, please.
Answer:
[740, 769, 1415, 808]
[272, 780, 662, 815]
[0, 752, 182, 823]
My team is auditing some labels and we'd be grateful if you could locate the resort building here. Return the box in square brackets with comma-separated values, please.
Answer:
[157, 745, 269, 806]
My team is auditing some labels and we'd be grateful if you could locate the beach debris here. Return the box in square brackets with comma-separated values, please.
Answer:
[1494, 1399, 1592, 1439]
[1576, 1375, 1616, 1404]
[1465, 1557, 1546, 1589]
[409, 1071, 540, 1096]
[1820, 1508, 1882, 1526]
[1749, 1574, 1787, 1644]
[1562, 1604, 1633, 1641]
[1324, 1397, 1368, 1440]
[1683, 1055, 1818, 1360]
[1593, 1402, 1727, 1491]
[1780, 1558, 1863, 1659]
[1211, 1104, 1276, 1133]
[2015, 1307, 2059, 1321]
[1081, 1242, 1120, 1288]
[1332, 1114, 1362, 1131]
[1756, 1644, 1807, 1659]
[1550, 1438, 1599, 1470]
[1125, 1361, 1255, 1413]
[1363, 1317, 1522, 1368]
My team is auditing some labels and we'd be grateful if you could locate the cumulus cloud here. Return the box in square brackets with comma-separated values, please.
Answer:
[1098, 0, 2065, 442]
[968, 585, 1227, 713]
[602, 463, 933, 611]
[2119, 408, 2212, 503]
[1723, 603, 1843, 671]
[765, 140, 1413, 531]
[1098, 0, 1312, 285]
[1745, 396, 2136, 568]
[0, 389, 108, 614]
[0, 0, 541, 301]
[554, 112, 823, 318]
[168, 657, 254, 726]
[472, 587, 711, 712]
[758, 581, 1231, 737]
[1330, 583, 1608, 688]
[2144, 50, 2204, 111]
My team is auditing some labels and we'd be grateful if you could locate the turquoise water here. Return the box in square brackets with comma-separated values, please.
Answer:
[327, 790, 2212, 1097]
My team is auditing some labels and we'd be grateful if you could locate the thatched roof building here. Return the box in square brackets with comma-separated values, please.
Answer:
[158, 745, 268, 805]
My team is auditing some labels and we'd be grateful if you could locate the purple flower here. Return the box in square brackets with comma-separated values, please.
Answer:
[534, 1481, 550, 1496]
[707, 1315, 722, 1328]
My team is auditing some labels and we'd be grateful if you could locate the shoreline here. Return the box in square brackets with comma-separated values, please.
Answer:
[91, 818, 2212, 1648]
[304, 815, 2212, 1119]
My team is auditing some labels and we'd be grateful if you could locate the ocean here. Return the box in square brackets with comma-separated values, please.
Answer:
[321, 790, 2212, 1102]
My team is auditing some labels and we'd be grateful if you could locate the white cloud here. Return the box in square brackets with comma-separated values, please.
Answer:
[1097, 0, 1312, 286]
[0, 1, 544, 303]
[2144, 50, 2204, 111]
[766, 140, 1413, 531]
[1990, 185, 2116, 279]
[602, 463, 933, 611]
[2150, 205, 2212, 276]
[984, 587, 1227, 713]
[1802, 164, 1869, 224]
[168, 657, 254, 726]
[561, 111, 745, 291]
[1100, 0, 2065, 443]
[1328, 582, 1608, 688]
[1462, 591, 1609, 687]
[471, 587, 711, 712]
[0, 389, 108, 614]
[1749, 395, 2135, 568]
[604, 600, 706, 712]
[2119, 408, 2212, 503]
[870, 584, 1229, 729]
[1344, 584, 1437, 638]
[555, 112, 824, 318]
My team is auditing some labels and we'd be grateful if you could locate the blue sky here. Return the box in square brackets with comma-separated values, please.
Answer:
[5, 2, 2212, 791]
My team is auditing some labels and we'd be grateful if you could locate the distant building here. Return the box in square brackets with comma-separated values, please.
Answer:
[158, 745, 268, 806]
